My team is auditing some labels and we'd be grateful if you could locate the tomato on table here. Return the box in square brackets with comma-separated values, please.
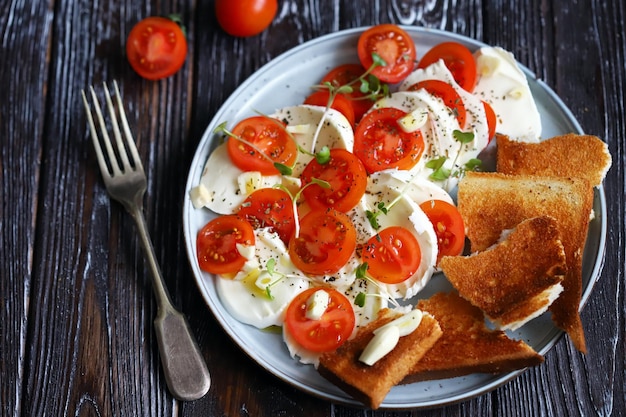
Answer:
[357, 24, 416, 84]
[304, 90, 356, 126]
[238, 188, 295, 244]
[321, 63, 373, 122]
[227, 116, 298, 175]
[482, 100, 497, 141]
[126, 16, 188, 80]
[300, 148, 367, 213]
[353, 107, 425, 173]
[215, 0, 278, 37]
[360, 226, 422, 284]
[284, 288, 355, 352]
[407, 79, 467, 128]
[196, 215, 255, 275]
[289, 209, 357, 275]
[417, 42, 477, 92]
[419, 199, 465, 262]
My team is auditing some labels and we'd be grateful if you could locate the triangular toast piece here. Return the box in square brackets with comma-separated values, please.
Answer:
[318, 308, 442, 409]
[496, 133, 611, 187]
[402, 292, 543, 384]
[457, 172, 593, 352]
[440, 216, 567, 330]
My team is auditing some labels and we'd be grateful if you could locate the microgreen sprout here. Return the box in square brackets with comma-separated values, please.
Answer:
[275, 177, 330, 238]
[353, 263, 401, 309]
[297, 144, 331, 165]
[426, 129, 482, 184]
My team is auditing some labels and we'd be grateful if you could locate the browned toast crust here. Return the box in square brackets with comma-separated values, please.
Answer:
[457, 172, 594, 352]
[318, 308, 442, 409]
[440, 216, 566, 329]
[496, 133, 611, 187]
[402, 292, 543, 384]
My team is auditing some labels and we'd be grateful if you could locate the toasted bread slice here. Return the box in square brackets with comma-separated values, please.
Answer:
[318, 308, 442, 409]
[402, 292, 544, 384]
[440, 216, 566, 330]
[457, 172, 594, 352]
[496, 133, 611, 187]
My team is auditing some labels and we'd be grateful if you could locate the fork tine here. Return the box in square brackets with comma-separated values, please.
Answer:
[112, 81, 144, 173]
[81, 87, 118, 177]
[102, 82, 133, 172]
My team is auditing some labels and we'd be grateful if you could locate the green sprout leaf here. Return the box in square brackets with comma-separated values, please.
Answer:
[274, 162, 293, 176]
[453, 129, 475, 144]
[372, 52, 387, 67]
[356, 263, 369, 279]
[354, 292, 366, 307]
[426, 156, 451, 181]
[315, 146, 331, 164]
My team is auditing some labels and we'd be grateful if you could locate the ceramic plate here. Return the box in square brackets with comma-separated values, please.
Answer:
[182, 26, 607, 409]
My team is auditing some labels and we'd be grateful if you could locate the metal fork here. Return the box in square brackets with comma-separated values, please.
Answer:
[81, 81, 210, 401]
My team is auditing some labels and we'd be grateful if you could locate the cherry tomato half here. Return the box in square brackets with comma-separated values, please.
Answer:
[321, 64, 374, 122]
[300, 148, 367, 213]
[417, 42, 477, 92]
[361, 226, 422, 284]
[126, 16, 188, 80]
[357, 24, 417, 84]
[289, 209, 357, 275]
[408, 79, 467, 128]
[353, 107, 425, 173]
[227, 116, 298, 175]
[215, 0, 277, 37]
[482, 100, 497, 141]
[419, 199, 465, 263]
[238, 188, 295, 244]
[304, 90, 356, 127]
[196, 215, 255, 275]
[284, 288, 355, 352]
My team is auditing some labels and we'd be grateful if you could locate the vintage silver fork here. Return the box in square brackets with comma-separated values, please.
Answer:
[81, 81, 210, 401]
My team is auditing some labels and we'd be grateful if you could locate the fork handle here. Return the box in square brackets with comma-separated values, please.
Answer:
[129, 204, 211, 401]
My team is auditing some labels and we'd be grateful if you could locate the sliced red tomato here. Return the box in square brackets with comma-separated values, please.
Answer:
[300, 148, 367, 213]
[321, 63, 373, 122]
[196, 215, 255, 275]
[353, 107, 425, 173]
[357, 24, 416, 84]
[227, 116, 297, 175]
[482, 100, 497, 141]
[419, 199, 465, 263]
[407, 79, 467, 128]
[238, 188, 295, 244]
[289, 209, 357, 275]
[417, 42, 477, 92]
[126, 16, 187, 80]
[361, 226, 422, 284]
[284, 288, 355, 352]
[304, 90, 355, 126]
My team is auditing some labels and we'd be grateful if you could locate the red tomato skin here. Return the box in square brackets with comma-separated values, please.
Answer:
[288, 209, 357, 275]
[227, 116, 297, 175]
[321, 64, 374, 122]
[357, 24, 416, 84]
[196, 215, 255, 275]
[238, 188, 295, 244]
[126, 16, 187, 80]
[215, 0, 278, 37]
[417, 42, 477, 92]
[419, 199, 466, 262]
[304, 90, 356, 127]
[361, 226, 422, 284]
[284, 288, 355, 352]
[300, 148, 368, 213]
[353, 107, 425, 173]
[482, 100, 497, 141]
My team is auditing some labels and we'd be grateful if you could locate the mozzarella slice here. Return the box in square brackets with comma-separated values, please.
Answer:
[473, 46, 542, 142]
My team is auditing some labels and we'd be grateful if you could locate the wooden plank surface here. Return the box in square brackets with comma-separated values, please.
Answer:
[1, 0, 624, 416]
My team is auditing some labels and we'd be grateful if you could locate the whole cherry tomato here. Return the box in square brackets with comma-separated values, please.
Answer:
[215, 0, 278, 37]
[126, 16, 187, 80]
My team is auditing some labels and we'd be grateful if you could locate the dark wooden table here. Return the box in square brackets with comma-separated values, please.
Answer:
[2, 1, 624, 416]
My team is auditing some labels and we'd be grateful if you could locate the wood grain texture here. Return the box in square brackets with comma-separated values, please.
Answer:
[1, 0, 624, 416]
